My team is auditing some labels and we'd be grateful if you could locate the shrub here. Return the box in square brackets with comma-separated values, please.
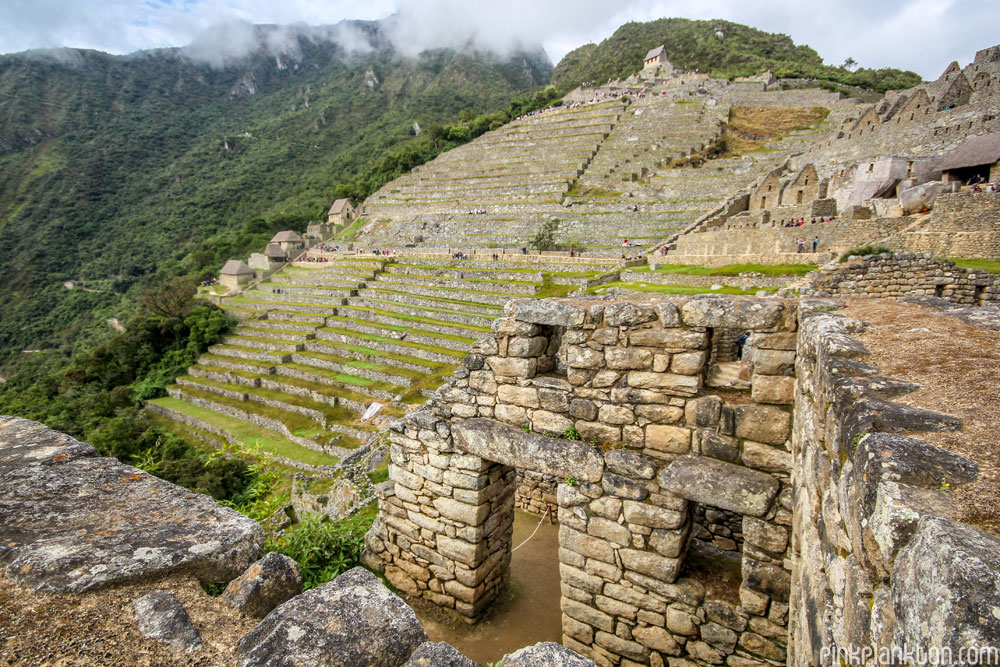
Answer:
[266, 512, 373, 589]
[839, 244, 893, 262]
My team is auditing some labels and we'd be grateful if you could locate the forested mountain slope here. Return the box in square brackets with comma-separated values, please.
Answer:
[0, 23, 551, 360]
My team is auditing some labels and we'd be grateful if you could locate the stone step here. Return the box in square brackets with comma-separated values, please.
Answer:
[353, 287, 506, 317]
[274, 363, 402, 403]
[256, 283, 357, 299]
[314, 327, 467, 364]
[302, 339, 443, 374]
[221, 334, 303, 353]
[336, 305, 489, 338]
[385, 264, 544, 283]
[289, 351, 415, 388]
[208, 344, 289, 363]
[222, 297, 338, 315]
[371, 272, 538, 296]
[348, 297, 495, 328]
[235, 325, 314, 341]
[324, 315, 477, 349]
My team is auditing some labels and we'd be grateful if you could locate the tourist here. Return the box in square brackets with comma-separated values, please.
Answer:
[812, 236, 819, 253]
[796, 238, 806, 253]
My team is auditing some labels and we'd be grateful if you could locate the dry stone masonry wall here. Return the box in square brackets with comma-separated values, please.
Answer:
[365, 296, 806, 666]
[790, 302, 1000, 666]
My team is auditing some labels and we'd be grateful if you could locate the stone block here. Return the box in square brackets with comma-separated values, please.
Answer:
[562, 597, 615, 633]
[750, 349, 796, 375]
[453, 419, 603, 482]
[741, 557, 790, 602]
[560, 562, 605, 594]
[604, 302, 657, 327]
[734, 405, 791, 446]
[742, 518, 788, 553]
[437, 535, 487, 568]
[738, 632, 785, 662]
[637, 404, 684, 424]
[684, 396, 722, 428]
[560, 525, 617, 563]
[595, 630, 649, 662]
[432, 498, 490, 526]
[576, 421, 620, 445]
[508, 299, 586, 327]
[702, 600, 747, 632]
[589, 496, 622, 519]
[402, 641, 478, 667]
[623, 501, 686, 529]
[627, 372, 701, 396]
[491, 318, 541, 337]
[671, 351, 707, 375]
[599, 404, 635, 425]
[750, 375, 794, 405]
[532, 410, 574, 435]
[606, 347, 654, 370]
[648, 528, 687, 558]
[591, 328, 620, 345]
[633, 625, 681, 655]
[680, 297, 786, 330]
[629, 329, 707, 351]
[565, 345, 606, 369]
[646, 424, 692, 454]
[487, 356, 537, 378]
[666, 607, 699, 636]
[603, 473, 649, 500]
[569, 398, 598, 421]
[698, 432, 739, 462]
[508, 336, 548, 358]
[605, 450, 657, 480]
[497, 385, 539, 408]
[741, 441, 792, 474]
[653, 302, 681, 327]
[588, 517, 632, 546]
[700, 622, 737, 653]
[222, 552, 302, 619]
[658, 456, 779, 517]
[562, 614, 595, 645]
[539, 389, 570, 413]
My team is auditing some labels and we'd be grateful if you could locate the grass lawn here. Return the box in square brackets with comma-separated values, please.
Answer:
[947, 258, 1000, 273]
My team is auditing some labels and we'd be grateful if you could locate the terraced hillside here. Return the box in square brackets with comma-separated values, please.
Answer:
[358, 81, 857, 257]
[149, 253, 620, 470]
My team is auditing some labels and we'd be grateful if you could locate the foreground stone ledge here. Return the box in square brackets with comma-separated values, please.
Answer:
[658, 455, 780, 517]
[0, 416, 264, 592]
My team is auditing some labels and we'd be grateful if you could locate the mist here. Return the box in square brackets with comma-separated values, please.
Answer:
[0, 0, 998, 79]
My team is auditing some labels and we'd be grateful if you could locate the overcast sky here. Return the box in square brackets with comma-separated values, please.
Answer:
[0, 0, 994, 79]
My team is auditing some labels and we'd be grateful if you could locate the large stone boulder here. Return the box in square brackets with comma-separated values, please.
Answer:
[132, 590, 202, 653]
[0, 417, 264, 592]
[401, 641, 477, 667]
[235, 567, 427, 667]
[222, 552, 303, 619]
[898, 181, 945, 215]
[658, 455, 780, 517]
[499, 642, 597, 666]
[892, 516, 1000, 654]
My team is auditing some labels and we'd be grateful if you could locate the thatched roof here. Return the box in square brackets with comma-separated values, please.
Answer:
[264, 243, 287, 258]
[328, 198, 353, 215]
[271, 230, 302, 243]
[938, 133, 1000, 171]
[220, 259, 252, 275]
[644, 46, 666, 61]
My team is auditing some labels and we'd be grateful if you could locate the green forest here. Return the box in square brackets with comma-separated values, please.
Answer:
[551, 18, 921, 94]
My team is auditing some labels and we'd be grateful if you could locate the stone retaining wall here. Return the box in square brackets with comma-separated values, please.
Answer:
[515, 469, 559, 515]
[789, 302, 1000, 666]
[803, 253, 999, 304]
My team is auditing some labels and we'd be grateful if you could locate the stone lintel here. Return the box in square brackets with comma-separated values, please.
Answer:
[658, 455, 780, 517]
[452, 418, 604, 482]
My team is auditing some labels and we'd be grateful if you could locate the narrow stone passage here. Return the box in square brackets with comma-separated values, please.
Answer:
[414, 510, 562, 665]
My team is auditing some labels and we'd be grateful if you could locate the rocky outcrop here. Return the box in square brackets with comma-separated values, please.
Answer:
[132, 590, 203, 653]
[235, 567, 428, 667]
[222, 552, 303, 619]
[401, 641, 479, 667]
[0, 416, 264, 592]
[499, 641, 597, 666]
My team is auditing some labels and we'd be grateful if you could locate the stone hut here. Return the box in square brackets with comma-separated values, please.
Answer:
[938, 132, 1000, 183]
[937, 72, 973, 110]
[750, 168, 784, 210]
[218, 259, 253, 289]
[265, 243, 288, 263]
[893, 88, 932, 124]
[780, 164, 821, 206]
[271, 230, 303, 254]
[327, 198, 356, 226]
[643, 46, 668, 70]
[849, 106, 881, 139]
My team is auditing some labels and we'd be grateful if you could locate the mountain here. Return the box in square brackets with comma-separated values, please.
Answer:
[0, 22, 552, 362]
[551, 18, 921, 94]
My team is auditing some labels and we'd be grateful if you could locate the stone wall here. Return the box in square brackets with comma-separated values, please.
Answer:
[802, 253, 1000, 304]
[515, 469, 559, 515]
[365, 296, 803, 666]
[789, 302, 1000, 666]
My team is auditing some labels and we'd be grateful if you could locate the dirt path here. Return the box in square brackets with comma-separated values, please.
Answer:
[842, 300, 1000, 536]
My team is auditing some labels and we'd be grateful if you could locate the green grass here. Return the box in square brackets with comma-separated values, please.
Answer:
[535, 274, 578, 298]
[149, 397, 341, 466]
[317, 326, 469, 358]
[946, 258, 1000, 273]
[633, 262, 816, 276]
[586, 281, 776, 296]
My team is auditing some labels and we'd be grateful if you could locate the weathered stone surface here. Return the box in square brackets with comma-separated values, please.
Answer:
[603, 473, 649, 500]
[236, 567, 426, 667]
[751, 349, 796, 375]
[892, 516, 1000, 656]
[0, 417, 264, 592]
[627, 372, 701, 396]
[133, 590, 202, 653]
[658, 456, 780, 517]
[487, 356, 537, 378]
[453, 419, 603, 482]
[699, 432, 739, 462]
[741, 440, 792, 473]
[633, 625, 682, 654]
[507, 299, 586, 327]
[605, 450, 657, 480]
[621, 549, 681, 582]
[646, 424, 692, 453]
[401, 642, 476, 667]
[742, 518, 788, 553]
[680, 297, 787, 329]
[499, 641, 596, 666]
[750, 375, 795, 405]
[223, 552, 303, 619]
[685, 396, 722, 428]
[605, 347, 654, 370]
[734, 405, 791, 446]
[742, 558, 790, 602]
[623, 500, 686, 529]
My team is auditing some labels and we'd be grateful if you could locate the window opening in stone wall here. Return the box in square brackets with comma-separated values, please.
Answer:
[705, 327, 752, 390]
[974, 285, 986, 306]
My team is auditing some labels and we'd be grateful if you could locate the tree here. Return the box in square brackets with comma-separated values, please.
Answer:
[530, 219, 560, 251]
[843, 57, 858, 70]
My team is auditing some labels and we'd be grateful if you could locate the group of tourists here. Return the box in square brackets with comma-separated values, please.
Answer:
[783, 216, 833, 227]
[467, 209, 487, 215]
[625, 204, 642, 212]
[199, 277, 218, 287]
[300, 255, 331, 263]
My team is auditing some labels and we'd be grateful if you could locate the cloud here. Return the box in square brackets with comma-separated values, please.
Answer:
[0, 0, 997, 79]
